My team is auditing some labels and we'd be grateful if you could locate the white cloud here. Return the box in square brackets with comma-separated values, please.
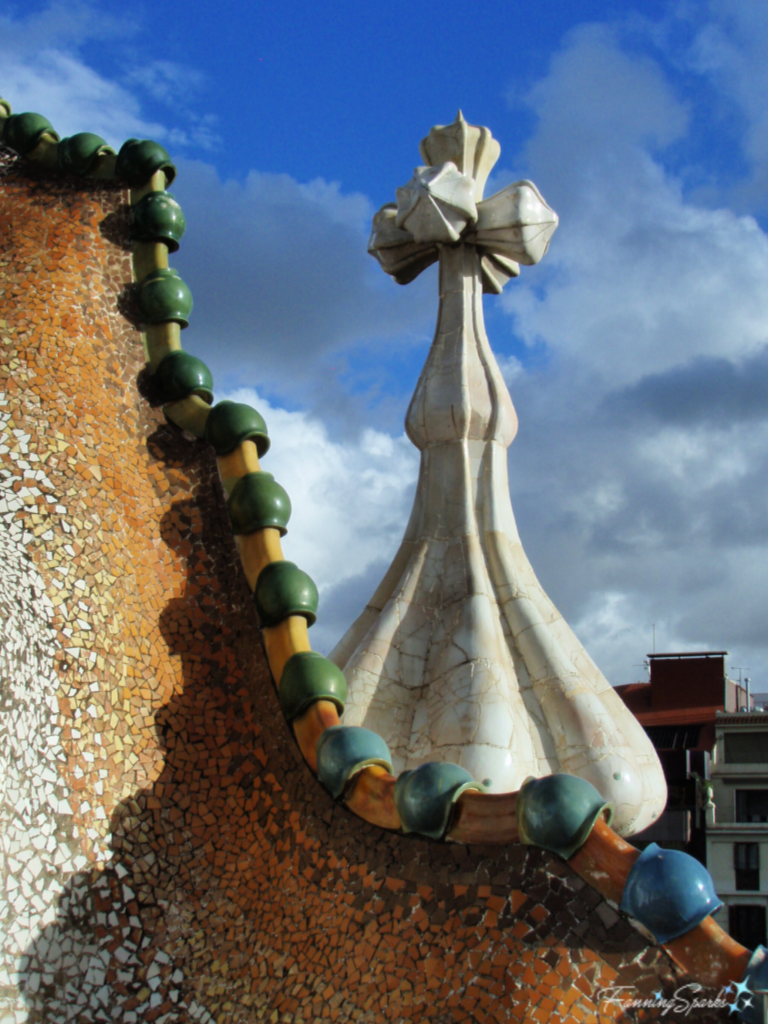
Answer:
[496, 353, 524, 386]
[0, 3, 216, 149]
[635, 423, 759, 488]
[504, 24, 768, 388]
[1, 48, 165, 147]
[0, 2, 128, 52]
[123, 60, 205, 107]
[520, 23, 689, 161]
[685, 0, 768, 209]
[572, 591, 660, 672]
[171, 158, 433, 412]
[494, 17, 768, 688]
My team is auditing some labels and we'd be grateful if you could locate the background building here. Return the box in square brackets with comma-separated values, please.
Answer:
[615, 652, 748, 864]
[617, 652, 768, 950]
[708, 712, 768, 951]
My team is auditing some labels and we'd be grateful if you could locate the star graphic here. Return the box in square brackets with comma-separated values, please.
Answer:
[653, 991, 663, 1002]
[722, 983, 734, 996]
[741, 996, 755, 1010]
[733, 978, 753, 999]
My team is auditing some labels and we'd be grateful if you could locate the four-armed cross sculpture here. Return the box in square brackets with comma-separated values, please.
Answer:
[331, 113, 666, 836]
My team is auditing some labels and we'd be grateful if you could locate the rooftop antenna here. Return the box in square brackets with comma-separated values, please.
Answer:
[731, 666, 750, 712]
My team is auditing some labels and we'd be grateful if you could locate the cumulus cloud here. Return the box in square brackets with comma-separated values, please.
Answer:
[171, 158, 433, 422]
[0, 1, 129, 52]
[520, 23, 689, 165]
[0, 2, 215, 148]
[503, 24, 768, 389]
[1, 47, 165, 146]
[508, 357, 768, 683]
[492, 16, 768, 687]
[684, 0, 768, 211]
[604, 345, 768, 426]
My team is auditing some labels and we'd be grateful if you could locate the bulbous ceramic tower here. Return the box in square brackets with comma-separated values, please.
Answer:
[331, 114, 666, 836]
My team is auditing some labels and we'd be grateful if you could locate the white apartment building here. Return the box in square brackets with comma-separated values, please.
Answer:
[707, 711, 768, 951]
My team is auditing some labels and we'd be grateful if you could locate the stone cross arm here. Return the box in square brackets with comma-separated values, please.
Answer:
[368, 112, 558, 294]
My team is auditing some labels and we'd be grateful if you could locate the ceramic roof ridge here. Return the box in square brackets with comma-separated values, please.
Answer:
[0, 98, 175, 184]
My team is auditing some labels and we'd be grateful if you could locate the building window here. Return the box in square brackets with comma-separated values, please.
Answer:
[725, 733, 768, 764]
[734, 843, 760, 890]
[736, 790, 768, 823]
[729, 905, 767, 950]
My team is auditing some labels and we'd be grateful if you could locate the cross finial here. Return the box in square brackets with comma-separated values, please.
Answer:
[369, 113, 558, 293]
[418, 110, 500, 199]
[333, 116, 666, 836]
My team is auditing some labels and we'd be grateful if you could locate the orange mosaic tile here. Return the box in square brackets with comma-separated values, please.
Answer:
[0, 141, 734, 1023]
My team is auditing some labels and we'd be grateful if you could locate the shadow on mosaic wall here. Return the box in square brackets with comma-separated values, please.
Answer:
[17, 493, 239, 1021]
[6, 395, 274, 1021]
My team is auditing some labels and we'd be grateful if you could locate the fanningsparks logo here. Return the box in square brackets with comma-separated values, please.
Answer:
[597, 979, 761, 1018]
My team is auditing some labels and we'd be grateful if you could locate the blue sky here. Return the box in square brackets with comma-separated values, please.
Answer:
[4, 0, 768, 690]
